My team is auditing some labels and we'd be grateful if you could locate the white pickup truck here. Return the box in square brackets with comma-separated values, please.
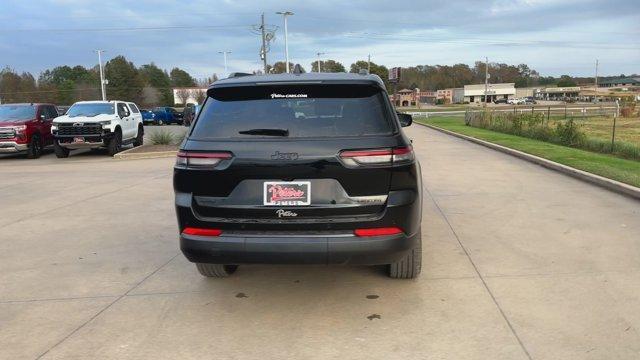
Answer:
[51, 101, 144, 157]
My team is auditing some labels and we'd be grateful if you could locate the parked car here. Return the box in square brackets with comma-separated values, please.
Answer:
[152, 107, 183, 125]
[174, 72, 423, 279]
[51, 101, 143, 157]
[522, 96, 537, 105]
[493, 98, 508, 104]
[182, 105, 195, 126]
[56, 105, 70, 115]
[507, 98, 520, 105]
[141, 109, 156, 125]
[0, 103, 57, 158]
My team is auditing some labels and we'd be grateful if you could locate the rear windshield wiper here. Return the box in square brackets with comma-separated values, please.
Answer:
[238, 128, 289, 136]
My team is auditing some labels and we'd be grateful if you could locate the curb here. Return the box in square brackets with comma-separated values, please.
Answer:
[417, 122, 640, 201]
[114, 148, 177, 160]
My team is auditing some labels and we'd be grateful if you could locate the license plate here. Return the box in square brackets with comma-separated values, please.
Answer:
[73, 137, 85, 143]
[264, 181, 311, 206]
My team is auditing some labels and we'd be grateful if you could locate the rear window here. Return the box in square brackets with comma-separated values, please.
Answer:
[190, 84, 394, 139]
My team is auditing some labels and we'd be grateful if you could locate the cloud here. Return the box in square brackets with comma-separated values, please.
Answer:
[0, 0, 638, 77]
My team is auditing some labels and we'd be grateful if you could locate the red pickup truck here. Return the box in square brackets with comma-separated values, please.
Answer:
[0, 103, 58, 159]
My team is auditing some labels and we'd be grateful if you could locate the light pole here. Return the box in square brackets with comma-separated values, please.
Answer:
[218, 51, 231, 76]
[276, 11, 294, 73]
[94, 50, 107, 101]
[483, 56, 489, 107]
[316, 52, 325, 72]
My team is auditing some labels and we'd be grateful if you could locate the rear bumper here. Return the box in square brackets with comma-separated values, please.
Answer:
[180, 231, 419, 265]
[0, 141, 28, 153]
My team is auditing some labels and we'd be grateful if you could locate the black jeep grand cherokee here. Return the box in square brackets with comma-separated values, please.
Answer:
[174, 72, 422, 278]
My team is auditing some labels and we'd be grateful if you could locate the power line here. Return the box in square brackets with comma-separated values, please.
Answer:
[0, 24, 252, 33]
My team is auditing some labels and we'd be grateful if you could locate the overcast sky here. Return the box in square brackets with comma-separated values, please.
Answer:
[0, 0, 638, 79]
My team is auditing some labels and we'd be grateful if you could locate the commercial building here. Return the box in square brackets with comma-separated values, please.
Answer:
[463, 83, 515, 103]
[598, 77, 640, 88]
[390, 88, 437, 106]
[437, 89, 453, 103]
[452, 88, 465, 104]
[538, 87, 581, 101]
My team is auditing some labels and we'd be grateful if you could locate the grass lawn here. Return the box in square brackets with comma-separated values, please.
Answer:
[569, 117, 639, 144]
[415, 116, 640, 188]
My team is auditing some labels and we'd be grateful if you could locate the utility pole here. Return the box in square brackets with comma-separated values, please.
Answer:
[276, 11, 294, 73]
[316, 52, 325, 72]
[367, 54, 371, 73]
[218, 51, 231, 76]
[484, 56, 489, 108]
[594, 59, 599, 103]
[260, 13, 268, 73]
[94, 50, 107, 101]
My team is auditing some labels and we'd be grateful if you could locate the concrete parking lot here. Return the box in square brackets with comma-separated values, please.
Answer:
[1, 125, 639, 359]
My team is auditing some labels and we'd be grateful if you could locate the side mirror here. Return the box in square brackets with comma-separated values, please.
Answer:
[397, 112, 413, 127]
[39, 114, 46, 121]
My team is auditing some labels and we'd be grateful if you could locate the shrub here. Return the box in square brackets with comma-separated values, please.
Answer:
[464, 110, 640, 161]
[554, 119, 585, 146]
[150, 130, 175, 145]
[620, 107, 634, 118]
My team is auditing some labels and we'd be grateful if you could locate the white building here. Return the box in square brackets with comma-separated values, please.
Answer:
[172, 87, 208, 105]
[464, 83, 516, 103]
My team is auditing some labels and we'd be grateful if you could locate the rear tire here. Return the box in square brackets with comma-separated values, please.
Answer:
[389, 228, 422, 279]
[133, 125, 144, 147]
[26, 134, 42, 159]
[107, 130, 122, 156]
[54, 141, 70, 158]
[196, 263, 238, 278]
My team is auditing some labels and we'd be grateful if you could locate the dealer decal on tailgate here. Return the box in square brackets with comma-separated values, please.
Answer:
[264, 181, 311, 206]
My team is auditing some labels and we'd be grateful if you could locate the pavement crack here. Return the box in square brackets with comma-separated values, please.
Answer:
[423, 182, 534, 360]
[35, 253, 179, 359]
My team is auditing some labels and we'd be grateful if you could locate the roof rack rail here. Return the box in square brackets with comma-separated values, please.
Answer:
[228, 72, 253, 78]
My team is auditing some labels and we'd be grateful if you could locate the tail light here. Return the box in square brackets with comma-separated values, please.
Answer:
[182, 227, 222, 237]
[339, 146, 414, 167]
[354, 227, 403, 237]
[175, 151, 232, 168]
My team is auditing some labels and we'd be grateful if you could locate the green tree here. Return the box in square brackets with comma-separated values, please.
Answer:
[349, 60, 389, 89]
[268, 62, 304, 74]
[104, 55, 144, 103]
[0, 67, 38, 103]
[170, 68, 196, 87]
[140, 63, 173, 105]
[311, 59, 346, 73]
[556, 75, 577, 87]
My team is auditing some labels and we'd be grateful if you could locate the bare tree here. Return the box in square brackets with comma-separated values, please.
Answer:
[175, 88, 191, 105]
[195, 89, 207, 104]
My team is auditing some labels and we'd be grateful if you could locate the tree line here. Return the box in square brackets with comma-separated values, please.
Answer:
[0, 56, 216, 107]
[2, 55, 632, 106]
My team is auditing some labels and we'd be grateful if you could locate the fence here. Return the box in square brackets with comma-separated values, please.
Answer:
[459, 106, 639, 160]
[408, 105, 619, 119]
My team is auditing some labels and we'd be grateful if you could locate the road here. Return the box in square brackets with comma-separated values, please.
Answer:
[1, 124, 639, 359]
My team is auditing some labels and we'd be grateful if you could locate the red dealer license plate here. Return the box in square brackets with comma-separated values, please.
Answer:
[263, 181, 311, 206]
